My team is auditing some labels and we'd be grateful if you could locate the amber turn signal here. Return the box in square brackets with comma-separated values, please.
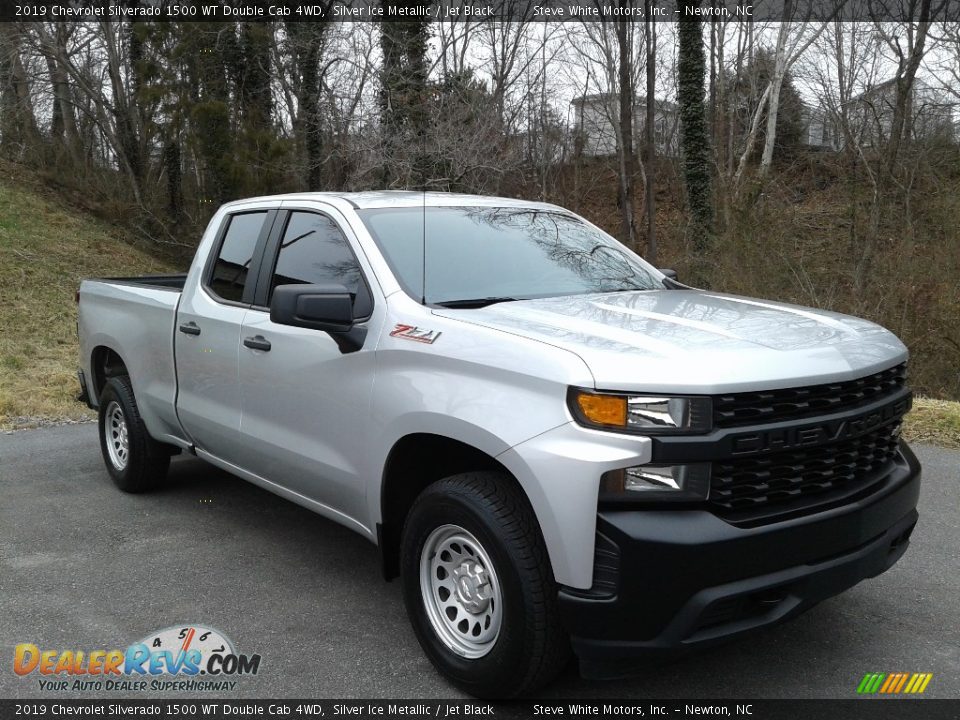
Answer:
[575, 392, 627, 427]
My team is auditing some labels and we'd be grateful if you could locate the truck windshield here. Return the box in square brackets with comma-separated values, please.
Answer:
[357, 206, 661, 306]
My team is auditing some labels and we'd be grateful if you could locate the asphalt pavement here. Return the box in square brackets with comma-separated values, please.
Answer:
[1, 424, 957, 699]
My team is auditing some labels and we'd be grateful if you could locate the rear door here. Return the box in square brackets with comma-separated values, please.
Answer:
[234, 206, 379, 525]
[175, 209, 275, 459]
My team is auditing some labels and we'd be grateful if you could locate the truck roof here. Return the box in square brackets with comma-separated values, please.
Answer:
[221, 191, 566, 212]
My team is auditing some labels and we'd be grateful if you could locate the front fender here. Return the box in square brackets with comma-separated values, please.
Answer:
[498, 423, 652, 589]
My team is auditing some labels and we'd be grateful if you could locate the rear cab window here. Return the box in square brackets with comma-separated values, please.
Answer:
[207, 211, 269, 303]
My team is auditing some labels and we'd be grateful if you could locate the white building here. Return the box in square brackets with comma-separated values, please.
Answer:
[571, 93, 680, 158]
[806, 78, 957, 151]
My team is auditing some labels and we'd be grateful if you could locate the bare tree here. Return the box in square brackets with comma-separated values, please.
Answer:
[616, 12, 638, 250]
[28, 23, 146, 204]
[644, 8, 657, 264]
[564, 18, 645, 249]
[758, 10, 837, 178]
[284, 19, 331, 190]
[0, 23, 40, 154]
[871, 0, 942, 174]
[35, 23, 81, 158]
[678, 6, 712, 247]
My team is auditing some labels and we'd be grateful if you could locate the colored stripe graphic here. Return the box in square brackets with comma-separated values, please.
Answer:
[858, 673, 884, 694]
[879, 674, 897, 693]
[909, 673, 933, 694]
[858, 672, 933, 694]
[892, 673, 909, 693]
[870, 673, 885, 693]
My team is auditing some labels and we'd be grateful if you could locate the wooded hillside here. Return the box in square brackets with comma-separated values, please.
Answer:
[1, 14, 958, 399]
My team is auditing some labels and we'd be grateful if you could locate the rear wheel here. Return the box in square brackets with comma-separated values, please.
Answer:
[98, 376, 170, 493]
[400, 472, 570, 698]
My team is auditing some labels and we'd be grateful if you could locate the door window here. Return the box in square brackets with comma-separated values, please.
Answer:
[268, 211, 371, 316]
[208, 211, 268, 303]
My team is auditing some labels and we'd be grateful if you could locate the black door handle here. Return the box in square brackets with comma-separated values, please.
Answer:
[179, 322, 201, 336]
[243, 335, 271, 352]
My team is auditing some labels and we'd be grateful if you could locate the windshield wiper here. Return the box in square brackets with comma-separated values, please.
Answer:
[434, 297, 520, 309]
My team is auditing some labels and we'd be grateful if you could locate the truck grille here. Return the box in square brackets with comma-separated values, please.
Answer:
[713, 363, 907, 428]
[710, 421, 902, 518]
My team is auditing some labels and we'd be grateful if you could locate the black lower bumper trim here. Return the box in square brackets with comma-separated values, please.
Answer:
[559, 444, 921, 679]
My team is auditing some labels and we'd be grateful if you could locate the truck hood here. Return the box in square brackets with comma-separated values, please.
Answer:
[433, 289, 908, 393]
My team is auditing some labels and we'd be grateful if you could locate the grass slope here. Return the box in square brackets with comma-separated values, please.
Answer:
[0, 172, 956, 447]
[908, 397, 960, 450]
[0, 175, 176, 429]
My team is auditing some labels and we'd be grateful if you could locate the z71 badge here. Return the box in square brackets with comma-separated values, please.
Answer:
[390, 324, 442, 344]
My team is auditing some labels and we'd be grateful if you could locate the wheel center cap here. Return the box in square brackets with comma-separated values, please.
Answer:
[452, 560, 491, 614]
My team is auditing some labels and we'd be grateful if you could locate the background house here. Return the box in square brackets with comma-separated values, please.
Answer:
[803, 107, 842, 151]
[571, 93, 681, 158]
[851, 78, 956, 146]
[804, 78, 958, 152]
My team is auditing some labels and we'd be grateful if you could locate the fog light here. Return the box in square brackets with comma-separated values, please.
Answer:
[601, 463, 710, 502]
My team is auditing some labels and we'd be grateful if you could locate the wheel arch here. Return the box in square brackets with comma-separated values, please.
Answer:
[90, 345, 130, 403]
[378, 433, 529, 581]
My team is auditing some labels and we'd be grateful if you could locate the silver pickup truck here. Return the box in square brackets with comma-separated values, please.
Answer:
[78, 192, 920, 697]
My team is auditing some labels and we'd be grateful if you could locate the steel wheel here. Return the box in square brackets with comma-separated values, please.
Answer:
[419, 524, 503, 659]
[401, 473, 570, 696]
[104, 400, 129, 471]
[97, 376, 170, 493]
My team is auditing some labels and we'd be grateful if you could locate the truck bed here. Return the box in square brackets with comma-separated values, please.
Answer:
[78, 276, 187, 447]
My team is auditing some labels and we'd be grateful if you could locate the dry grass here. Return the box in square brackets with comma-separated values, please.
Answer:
[0, 175, 176, 430]
[904, 396, 960, 449]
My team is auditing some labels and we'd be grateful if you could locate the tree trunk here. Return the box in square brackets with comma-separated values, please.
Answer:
[732, 82, 771, 190]
[644, 10, 657, 264]
[615, 14, 637, 250]
[103, 22, 143, 189]
[758, 12, 832, 177]
[287, 21, 326, 191]
[886, 1, 933, 175]
[758, 19, 790, 176]
[164, 139, 183, 220]
[677, 4, 712, 250]
[190, 22, 238, 205]
[0, 24, 39, 152]
[41, 27, 80, 156]
[379, 12, 431, 187]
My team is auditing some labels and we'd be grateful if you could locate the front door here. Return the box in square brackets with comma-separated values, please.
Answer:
[235, 207, 378, 524]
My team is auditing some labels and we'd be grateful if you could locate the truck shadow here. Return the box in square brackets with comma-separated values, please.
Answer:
[149, 455, 898, 699]
[543, 598, 853, 697]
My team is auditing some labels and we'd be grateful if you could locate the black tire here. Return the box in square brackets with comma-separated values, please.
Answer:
[400, 472, 570, 698]
[97, 376, 170, 493]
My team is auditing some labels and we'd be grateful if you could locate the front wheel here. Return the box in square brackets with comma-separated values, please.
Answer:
[400, 472, 570, 698]
[98, 376, 170, 493]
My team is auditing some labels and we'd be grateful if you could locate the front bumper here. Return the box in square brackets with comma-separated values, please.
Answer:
[559, 442, 921, 679]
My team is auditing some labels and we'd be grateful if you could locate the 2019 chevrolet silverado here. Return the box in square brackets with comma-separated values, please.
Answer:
[78, 192, 920, 697]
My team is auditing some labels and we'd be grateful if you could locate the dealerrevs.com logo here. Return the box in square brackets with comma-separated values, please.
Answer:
[13, 624, 261, 692]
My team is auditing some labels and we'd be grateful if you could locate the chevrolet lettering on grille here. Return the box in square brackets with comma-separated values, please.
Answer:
[730, 394, 911, 455]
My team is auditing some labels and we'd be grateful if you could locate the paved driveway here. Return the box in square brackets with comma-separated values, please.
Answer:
[1, 425, 957, 699]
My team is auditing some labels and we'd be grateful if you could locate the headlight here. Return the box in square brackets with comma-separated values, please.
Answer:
[568, 388, 712, 434]
[601, 463, 711, 502]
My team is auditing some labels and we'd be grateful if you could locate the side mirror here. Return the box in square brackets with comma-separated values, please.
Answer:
[659, 268, 678, 280]
[271, 283, 354, 332]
